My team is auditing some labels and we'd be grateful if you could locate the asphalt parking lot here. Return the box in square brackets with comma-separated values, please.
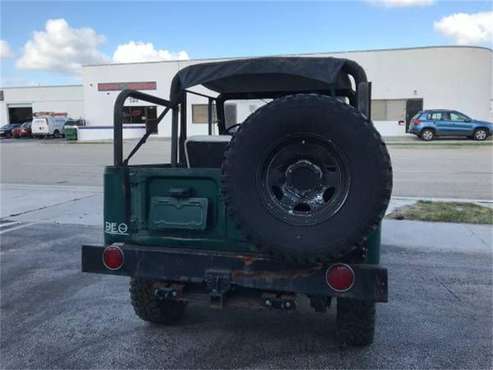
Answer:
[1, 221, 491, 369]
[1, 138, 492, 369]
[1, 137, 492, 199]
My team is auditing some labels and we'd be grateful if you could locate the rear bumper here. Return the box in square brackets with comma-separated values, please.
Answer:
[82, 244, 388, 302]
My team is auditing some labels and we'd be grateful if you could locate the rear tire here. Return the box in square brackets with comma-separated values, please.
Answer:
[129, 278, 186, 325]
[473, 128, 488, 141]
[420, 128, 434, 141]
[337, 298, 376, 346]
[222, 94, 392, 264]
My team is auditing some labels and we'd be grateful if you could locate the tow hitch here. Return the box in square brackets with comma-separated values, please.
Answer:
[153, 283, 185, 301]
[205, 269, 232, 308]
[262, 292, 296, 310]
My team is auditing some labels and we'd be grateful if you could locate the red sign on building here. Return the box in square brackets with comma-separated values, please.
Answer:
[97, 81, 157, 91]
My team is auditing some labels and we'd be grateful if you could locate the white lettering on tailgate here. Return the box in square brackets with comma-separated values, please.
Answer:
[105, 221, 129, 235]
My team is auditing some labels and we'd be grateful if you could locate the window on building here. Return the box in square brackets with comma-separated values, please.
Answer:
[192, 104, 217, 124]
[371, 99, 407, 121]
[371, 100, 387, 121]
[122, 105, 158, 132]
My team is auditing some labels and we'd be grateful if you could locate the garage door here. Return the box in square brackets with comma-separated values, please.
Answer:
[8, 104, 33, 123]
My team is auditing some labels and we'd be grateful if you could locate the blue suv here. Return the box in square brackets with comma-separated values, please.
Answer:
[408, 110, 493, 141]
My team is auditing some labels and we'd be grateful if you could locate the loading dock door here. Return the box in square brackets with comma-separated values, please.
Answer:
[8, 104, 33, 123]
[405, 99, 423, 132]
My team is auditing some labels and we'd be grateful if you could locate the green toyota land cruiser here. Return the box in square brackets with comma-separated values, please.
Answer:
[82, 56, 392, 346]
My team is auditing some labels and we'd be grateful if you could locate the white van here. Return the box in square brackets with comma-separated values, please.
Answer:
[31, 116, 67, 138]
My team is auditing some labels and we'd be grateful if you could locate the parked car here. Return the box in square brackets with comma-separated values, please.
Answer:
[64, 118, 86, 128]
[409, 109, 493, 141]
[31, 116, 66, 138]
[12, 121, 32, 138]
[0, 123, 21, 137]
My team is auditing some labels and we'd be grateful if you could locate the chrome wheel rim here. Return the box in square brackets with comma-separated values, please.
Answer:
[475, 130, 486, 140]
[422, 130, 433, 140]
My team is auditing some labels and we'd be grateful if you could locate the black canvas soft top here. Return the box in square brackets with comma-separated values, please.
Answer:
[169, 56, 367, 101]
[113, 56, 370, 166]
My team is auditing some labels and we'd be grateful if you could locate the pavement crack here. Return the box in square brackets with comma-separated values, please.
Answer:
[463, 224, 491, 249]
[6, 193, 98, 218]
[435, 275, 461, 302]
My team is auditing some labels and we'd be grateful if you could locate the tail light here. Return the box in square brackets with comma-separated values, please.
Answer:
[102, 245, 124, 270]
[414, 119, 421, 125]
[326, 263, 355, 292]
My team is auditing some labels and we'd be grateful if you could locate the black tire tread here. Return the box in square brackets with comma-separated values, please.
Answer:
[129, 278, 186, 325]
[337, 298, 376, 346]
[221, 94, 392, 264]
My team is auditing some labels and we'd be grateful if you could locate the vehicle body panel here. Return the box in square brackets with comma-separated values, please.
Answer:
[0, 123, 21, 137]
[103, 165, 382, 263]
[31, 116, 66, 136]
[82, 243, 388, 301]
[64, 118, 86, 128]
[12, 121, 32, 138]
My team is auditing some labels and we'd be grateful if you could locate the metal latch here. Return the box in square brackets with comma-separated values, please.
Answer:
[168, 187, 193, 198]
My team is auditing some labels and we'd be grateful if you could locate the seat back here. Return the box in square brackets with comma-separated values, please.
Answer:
[185, 135, 231, 168]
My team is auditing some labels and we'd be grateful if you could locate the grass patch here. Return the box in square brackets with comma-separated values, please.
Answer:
[386, 201, 493, 224]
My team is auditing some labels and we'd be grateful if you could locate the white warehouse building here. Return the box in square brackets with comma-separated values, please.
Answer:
[0, 85, 83, 125]
[1, 46, 492, 140]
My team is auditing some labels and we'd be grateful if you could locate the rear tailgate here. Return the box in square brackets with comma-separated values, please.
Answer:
[31, 118, 49, 135]
[104, 166, 253, 253]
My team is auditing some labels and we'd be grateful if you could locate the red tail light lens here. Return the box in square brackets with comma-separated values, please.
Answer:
[326, 264, 355, 292]
[102, 245, 124, 270]
[414, 119, 421, 125]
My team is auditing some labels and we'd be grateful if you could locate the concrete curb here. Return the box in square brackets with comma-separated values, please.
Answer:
[382, 219, 492, 254]
[392, 196, 493, 204]
[383, 136, 493, 145]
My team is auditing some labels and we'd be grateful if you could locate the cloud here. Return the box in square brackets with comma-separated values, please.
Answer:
[0, 40, 13, 59]
[367, 0, 433, 7]
[112, 41, 189, 63]
[16, 18, 108, 74]
[434, 11, 493, 44]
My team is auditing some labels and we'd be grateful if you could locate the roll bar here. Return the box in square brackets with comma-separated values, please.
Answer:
[113, 89, 172, 167]
[342, 59, 371, 119]
[112, 61, 371, 166]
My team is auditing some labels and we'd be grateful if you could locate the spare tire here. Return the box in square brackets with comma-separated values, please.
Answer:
[221, 94, 392, 264]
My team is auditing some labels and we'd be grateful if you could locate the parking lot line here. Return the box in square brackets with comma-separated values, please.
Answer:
[0, 222, 37, 235]
[0, 221, 19, 229]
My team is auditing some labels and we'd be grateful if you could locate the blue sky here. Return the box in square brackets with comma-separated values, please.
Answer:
[0, 1, 492, 86]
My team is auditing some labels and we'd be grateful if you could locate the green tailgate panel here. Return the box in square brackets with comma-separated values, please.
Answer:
[149, 197, 208, 231]
[102, 166, 256, 252]
[103, 165, 381, 261]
